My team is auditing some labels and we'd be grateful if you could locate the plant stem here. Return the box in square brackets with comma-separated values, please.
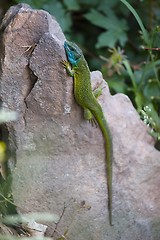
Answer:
[120, 0, 149, 46]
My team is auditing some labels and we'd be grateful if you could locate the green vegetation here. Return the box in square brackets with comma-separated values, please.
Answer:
[10, 0, 160, 143]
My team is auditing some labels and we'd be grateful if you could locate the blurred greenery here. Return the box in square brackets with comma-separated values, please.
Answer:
[0, 109, 18, 218]
[0, 0, 160, 141]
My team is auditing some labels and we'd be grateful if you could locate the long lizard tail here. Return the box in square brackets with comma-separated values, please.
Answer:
[92, 109, 113, 226]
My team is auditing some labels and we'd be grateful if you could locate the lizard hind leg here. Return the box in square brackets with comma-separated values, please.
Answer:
[84, 108, 98, 127]
[93, 81, 104, 99]
[84, 81, 104, 127]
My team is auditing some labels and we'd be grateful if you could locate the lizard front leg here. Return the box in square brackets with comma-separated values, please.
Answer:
[61, 60, 75, 77]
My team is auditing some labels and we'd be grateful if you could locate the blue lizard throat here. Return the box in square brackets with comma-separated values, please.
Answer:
[64, 41, 82, 66]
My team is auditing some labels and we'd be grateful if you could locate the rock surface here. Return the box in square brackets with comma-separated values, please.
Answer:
[0, 4, 160, 240]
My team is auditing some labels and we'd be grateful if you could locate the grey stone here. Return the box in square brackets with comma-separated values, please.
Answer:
[0, 4, 160, 240]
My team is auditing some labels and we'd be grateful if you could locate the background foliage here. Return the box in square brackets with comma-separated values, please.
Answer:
[1, 0, 160, 142]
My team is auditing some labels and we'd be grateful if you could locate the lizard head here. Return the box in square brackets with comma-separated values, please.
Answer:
[64, 41, 82, 66]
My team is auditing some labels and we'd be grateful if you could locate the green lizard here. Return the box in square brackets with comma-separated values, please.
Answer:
[62, 41, 113, 226]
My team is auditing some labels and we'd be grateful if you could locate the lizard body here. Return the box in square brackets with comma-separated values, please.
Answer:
[62, 41, 113, 225]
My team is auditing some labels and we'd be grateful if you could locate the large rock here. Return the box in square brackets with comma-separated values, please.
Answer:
[0, 4, 160, 240]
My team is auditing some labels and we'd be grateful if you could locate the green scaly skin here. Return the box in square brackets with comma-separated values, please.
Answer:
[62, 41, 113, 226]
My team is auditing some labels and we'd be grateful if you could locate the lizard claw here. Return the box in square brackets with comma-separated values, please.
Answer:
[61, 60, 70, 68]
[89, 118, 98, 127]
[61, 60, 74, 76]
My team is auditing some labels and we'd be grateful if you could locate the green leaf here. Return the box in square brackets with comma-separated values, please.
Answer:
[80, 0, 99, 4]
[96, 29, 127, 48]
[0, 175, 17, 216]
[84, 9, 128, 31]
[84, 9, 112, 30]
[135, 92, 144, 112]
[144, 80, 160, 100]
[98, 0, 119, 11]
[108, 78, 127, 93]
[43, 1, 72, 32]
[85, 9, 128, 48]
[63, 0, 80, 10]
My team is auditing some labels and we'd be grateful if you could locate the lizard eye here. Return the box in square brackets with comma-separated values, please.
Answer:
[70, 47, 75, 52]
